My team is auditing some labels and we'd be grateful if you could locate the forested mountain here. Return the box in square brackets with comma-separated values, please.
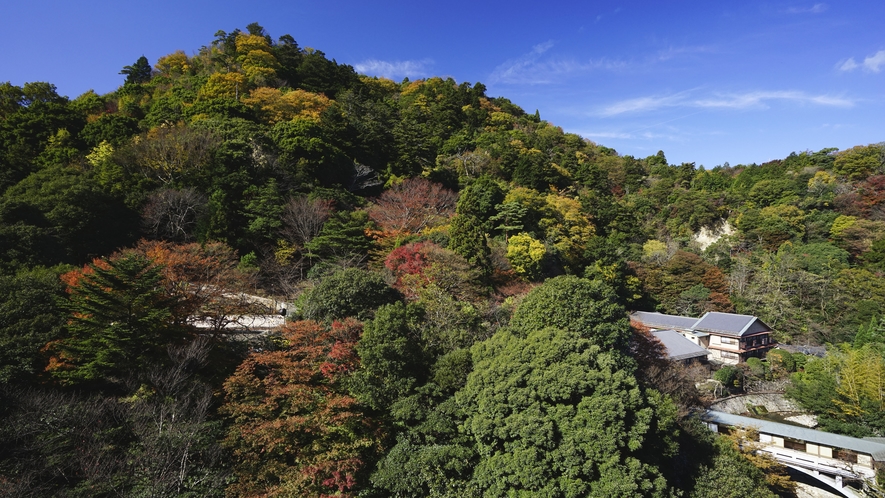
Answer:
[1, 23, 884, 496]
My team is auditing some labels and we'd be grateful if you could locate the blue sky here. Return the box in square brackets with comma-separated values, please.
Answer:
[2, 1, 882, 168]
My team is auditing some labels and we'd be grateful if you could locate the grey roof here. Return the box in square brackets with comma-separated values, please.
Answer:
[630, 311, 698, 331]
[691, 312, 771, 337]
[651, 330, 710, 361]
[703, 410, 885, 460]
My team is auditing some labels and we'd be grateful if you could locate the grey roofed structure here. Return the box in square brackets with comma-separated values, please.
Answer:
[630, 311, 698, 331]
[702, 410, 885, 461]
[691, 311, 770, 337]
[651, 330, 710, 362]
[630, 310, 776, 364]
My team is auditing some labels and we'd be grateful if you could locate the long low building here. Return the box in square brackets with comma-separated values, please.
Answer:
[703, 410, 885, 496]
[631, 311, 776, 364]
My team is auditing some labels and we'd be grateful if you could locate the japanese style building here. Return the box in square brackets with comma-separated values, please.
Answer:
[631, 311, 776, 364]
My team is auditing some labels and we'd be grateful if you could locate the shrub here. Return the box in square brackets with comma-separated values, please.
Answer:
[714, 365, 742, 388]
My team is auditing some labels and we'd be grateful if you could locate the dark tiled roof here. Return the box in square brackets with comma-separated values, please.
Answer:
[630, 311, 697, 331]
[691, 312, 771, 337]
[703, 410, 885, 460]
[651, 330, 710, 361]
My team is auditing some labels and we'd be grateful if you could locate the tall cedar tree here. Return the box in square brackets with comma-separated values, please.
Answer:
[48, 251, 185, 386]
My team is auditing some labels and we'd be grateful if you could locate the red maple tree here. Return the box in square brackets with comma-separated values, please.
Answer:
[221, 319, 383, 497]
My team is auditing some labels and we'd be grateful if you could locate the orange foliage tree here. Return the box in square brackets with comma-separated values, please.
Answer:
[221, 319, 383, 497]
[132, 240, 267, 334]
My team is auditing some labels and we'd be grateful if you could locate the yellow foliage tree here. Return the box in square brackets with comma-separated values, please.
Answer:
[722, 426, 796, 496]
[540, 194, 595, 271]
[358, 76, 399, 97]
[642, 239, 671, 266]
[122, 124, 218, 185]
[243, 87, 332, 124]
[506, 233, 546, 280]
[807, 170, 835, 191]
[199, 72, 247, 100]
[235, 33, 280, 85]
[85, 140, 114, 168]
[154, 50, 191, 77]
[503, 186, 547, 217]
[830, 214, 858, 239]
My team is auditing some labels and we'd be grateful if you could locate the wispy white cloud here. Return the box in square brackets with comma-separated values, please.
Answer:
[837, 50, 885, 73]
[489, 41, 630, 85]
[488, 41, 556, 84]
[594, 7, 621, 24]
[864, 50, 885, 72]
[490, 41, 715, 86]
[597, 89, 854, 116]
[354, 58, 433, 79]
[839, 58, 859, 71]
[785, 3, 828, 14]
[655, 45, 716, 62]
[694, 90, 854, 109]
[580, 131, 635, 140]
[575, 129, 688, 144]
[598, 93, 688, 116]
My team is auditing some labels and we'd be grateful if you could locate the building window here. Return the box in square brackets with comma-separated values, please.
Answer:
[720, 336, 737, 345]
[835, 449, 858, 464]
[784, 438, 806, 452]
[745, 336, 767, 348]
[721, 351, 739, 360]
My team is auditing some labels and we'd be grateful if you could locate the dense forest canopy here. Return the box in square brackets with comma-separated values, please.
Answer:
[1, 22, 884, 497]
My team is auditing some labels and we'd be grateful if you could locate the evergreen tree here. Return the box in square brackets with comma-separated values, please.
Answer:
[448, 214, 492, 280]
[120, 55, 153, 85]
[457, 326, 677, 497]
[48, 252, 183, 385]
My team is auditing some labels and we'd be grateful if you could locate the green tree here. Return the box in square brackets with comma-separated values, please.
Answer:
[303, 210, 374, 260]
[833, 143, 884, 180]
[690, 436, 778, 498]
[47, 252, 185, 386]
[864, 238, 885, 271]
[447, 214, 492, 280]
[120, 55, 153, 84]
[350, 302, 428, 411]
[241, 177, 284, 246]
[79, 113, 140, 147]
[301, 267, 398, 322]
[737, 205, 806, 250]
[855, 316, 885, 348]
[0, 163, 138, 269]
[457, 326, 675, 497]
[0, 267, 66, 386]
[766, 348, 796, 373]
[369, 398, 477, 497]
[489, 201, 527, 241]
[510, 275, 631, 350]
[786, 347, 885, 436]
[0, 82, 84, 190]
[270, 117, 352, 187]
[456, 176, 505, 228]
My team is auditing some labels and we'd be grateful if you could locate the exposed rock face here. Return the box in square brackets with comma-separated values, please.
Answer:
[693, 220, 734, 251]
[710, 393, 818, 428]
